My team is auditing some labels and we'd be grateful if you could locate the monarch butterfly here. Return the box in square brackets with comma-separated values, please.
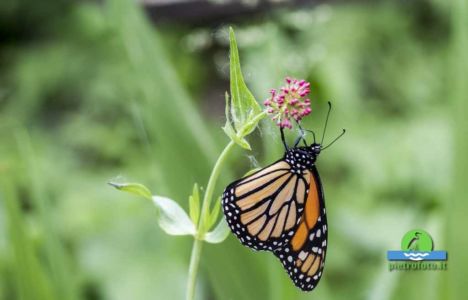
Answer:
[221, 102, 344, 291]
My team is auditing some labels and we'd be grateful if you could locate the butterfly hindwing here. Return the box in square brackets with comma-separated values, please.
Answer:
[222, 160, 311, 251]
[273, 166, 327, 291]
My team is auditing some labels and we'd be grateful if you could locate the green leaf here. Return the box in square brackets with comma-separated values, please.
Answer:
[109, 182, 152, 200]
[206, 197, 221, 230]
[152, 196, 196, 236]
[222, 123, 252, 150]
[204, 218, 230, 244]
[110, 182, 195, 236]
[238, 111, 267, 137]
[223, 29, 267, 149]
[223, 93, 252, 150]
[229, 27, 262, 128]
[189, 183, 200, 225]
[223, 92, 233, 134]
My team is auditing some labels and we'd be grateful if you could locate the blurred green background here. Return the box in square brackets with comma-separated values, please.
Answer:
[1, 0, 466, 299]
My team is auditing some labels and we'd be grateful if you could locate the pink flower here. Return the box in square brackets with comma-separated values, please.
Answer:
[264, 77, 312, 128]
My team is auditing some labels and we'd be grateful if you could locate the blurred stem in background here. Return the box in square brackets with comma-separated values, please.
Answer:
[1, 179, 54, 300]
[108, 0, 220, 199]
[447, 0, 468, 299]
[1, 130, 77, 300]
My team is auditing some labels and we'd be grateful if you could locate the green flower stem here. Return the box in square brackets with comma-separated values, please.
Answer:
[186, 140, 236, 300]
[186, 237, 203, 300]
[199, 140, 236, 232]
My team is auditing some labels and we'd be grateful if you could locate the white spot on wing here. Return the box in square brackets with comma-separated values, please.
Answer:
[298, 251, 307, 261]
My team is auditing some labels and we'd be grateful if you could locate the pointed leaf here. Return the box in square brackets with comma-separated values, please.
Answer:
[204, 218, 230, 244]
[222, 123, 252, 150]
[206, 197, 221, 230]
[152, 196, 196, 236]
[223, 29, 266, 149]
[229, 27, 261, 130]
[223, 93, 252, 150]
[238, 111, 267, 137]
[109, 182, 152, 199]
[189, 183, 200, 225]
[223, 92, 234, 133]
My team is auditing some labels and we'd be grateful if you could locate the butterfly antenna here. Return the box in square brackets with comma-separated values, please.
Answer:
[320, 101, 332, 145]
[322, 129, 346, 150]
[305, 129, 316, 144]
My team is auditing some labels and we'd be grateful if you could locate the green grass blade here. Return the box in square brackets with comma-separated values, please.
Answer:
[1, 179, 54, 300]
[446, 0, 468, 299]
[15, 130, 77, 300]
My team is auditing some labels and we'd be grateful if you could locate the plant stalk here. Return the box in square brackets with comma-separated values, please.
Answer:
[186, 237, 203, 300]
[186, 140, 235, 300]
[199, 140, 235, 231]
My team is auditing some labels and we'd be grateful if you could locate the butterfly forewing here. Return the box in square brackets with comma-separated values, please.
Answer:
[222, 160, 311, 251]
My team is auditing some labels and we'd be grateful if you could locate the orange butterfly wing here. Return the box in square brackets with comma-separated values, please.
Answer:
[222, 156, 328, 292]
[222, 160, 310, 251]
[273, 166, 327, 291]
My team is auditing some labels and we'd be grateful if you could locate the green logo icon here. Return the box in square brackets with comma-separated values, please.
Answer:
[401, 229, 433, 251]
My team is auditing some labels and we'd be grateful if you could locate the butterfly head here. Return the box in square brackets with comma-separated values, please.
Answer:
[309, 143, 322, 156]
[285, 144, 321, 172]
